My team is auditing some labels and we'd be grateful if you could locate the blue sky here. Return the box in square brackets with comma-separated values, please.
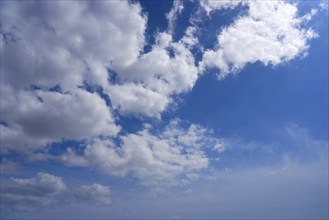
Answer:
[0, 0, 328, 219]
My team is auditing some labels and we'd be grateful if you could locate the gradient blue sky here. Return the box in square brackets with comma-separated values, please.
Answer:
[1, 0, 328, 219]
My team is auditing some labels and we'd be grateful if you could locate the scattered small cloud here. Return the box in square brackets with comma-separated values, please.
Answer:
[200, 0, 246, 15]
[74, 183, 112, 206]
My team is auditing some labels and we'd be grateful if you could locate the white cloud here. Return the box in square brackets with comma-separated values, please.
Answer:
[0, 124, 52, 155]
[166, 0, 184, 33]
[0, 86, 120, 154]
[1, 1, 146, 90]
[1, 173, 66, 211]
[108, 83, 170, 118]
[200, 0, 245, 15]
[0, 0, 320, 123]
[107, 31, 199, 117]
[74, 183, 112, 205]
[0, 2, 205, 180]
[0, 0, 198, 119]
[181, 26, 199, 48]
[200, 1, 318, 79]
[60, 119, 222, 186]
[1, 0, 147, 154]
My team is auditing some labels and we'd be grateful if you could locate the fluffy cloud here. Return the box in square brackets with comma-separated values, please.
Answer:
[0, 2, 204, 184]
[0, 0, 321, 188]
[0, 124, 52, 155]
[1, 0, 147, 153]
[2, 0, 317, 121]
[108, 31, 199, 117]
[73, 183, 112, 205]
[200, 1, 318, 79]
[61, 120, 222, 186]
[108, 83, 170, 118]
[181, 26, 199, 48]
[1, 1, 146, 90]
[0, 86, 120, 154]
[0, 0, 199, 120]
[1, 173, 66, 211]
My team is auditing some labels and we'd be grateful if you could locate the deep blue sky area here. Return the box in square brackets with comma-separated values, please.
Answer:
[177, 6, 329, 142]
[178, 43, 328, 141]
[0, 0, 328, 219]
[140, 0, 173, 52]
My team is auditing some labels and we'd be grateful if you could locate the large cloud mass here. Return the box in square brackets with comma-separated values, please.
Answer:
[0, 0, 320, 189]
[1, 1, 144, 153]
[1, 1, 146, 90]
[61, 119, 221, 186]
[1, 0, 200, 128]
[0, 0, 325, 218]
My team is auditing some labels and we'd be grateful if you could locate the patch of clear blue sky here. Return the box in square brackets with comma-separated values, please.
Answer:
[137, 0, 328, 145]
[176, 2, 328, 142]
[139, 0, 172, 53]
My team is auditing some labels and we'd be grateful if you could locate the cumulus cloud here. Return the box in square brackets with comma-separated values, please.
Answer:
[0, 0, 322, 190]
[0, 86, 120, 154]
[0, 0, 199, 121]
[1, 0, 148, 154]
[0, 124, 52, 155]
[1, 173, 66, 211]
[181, 26, 199, 49]
[108, 31, 199, 117]
[108, 83, 170, 118]
[61, 119, 222, 186]
[73, 183, 112, 205]
[200, 1, 318, 79]
[1, 0, 318, 122]
[0, 1, 205, 185]
[1, 1, 146, 90]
